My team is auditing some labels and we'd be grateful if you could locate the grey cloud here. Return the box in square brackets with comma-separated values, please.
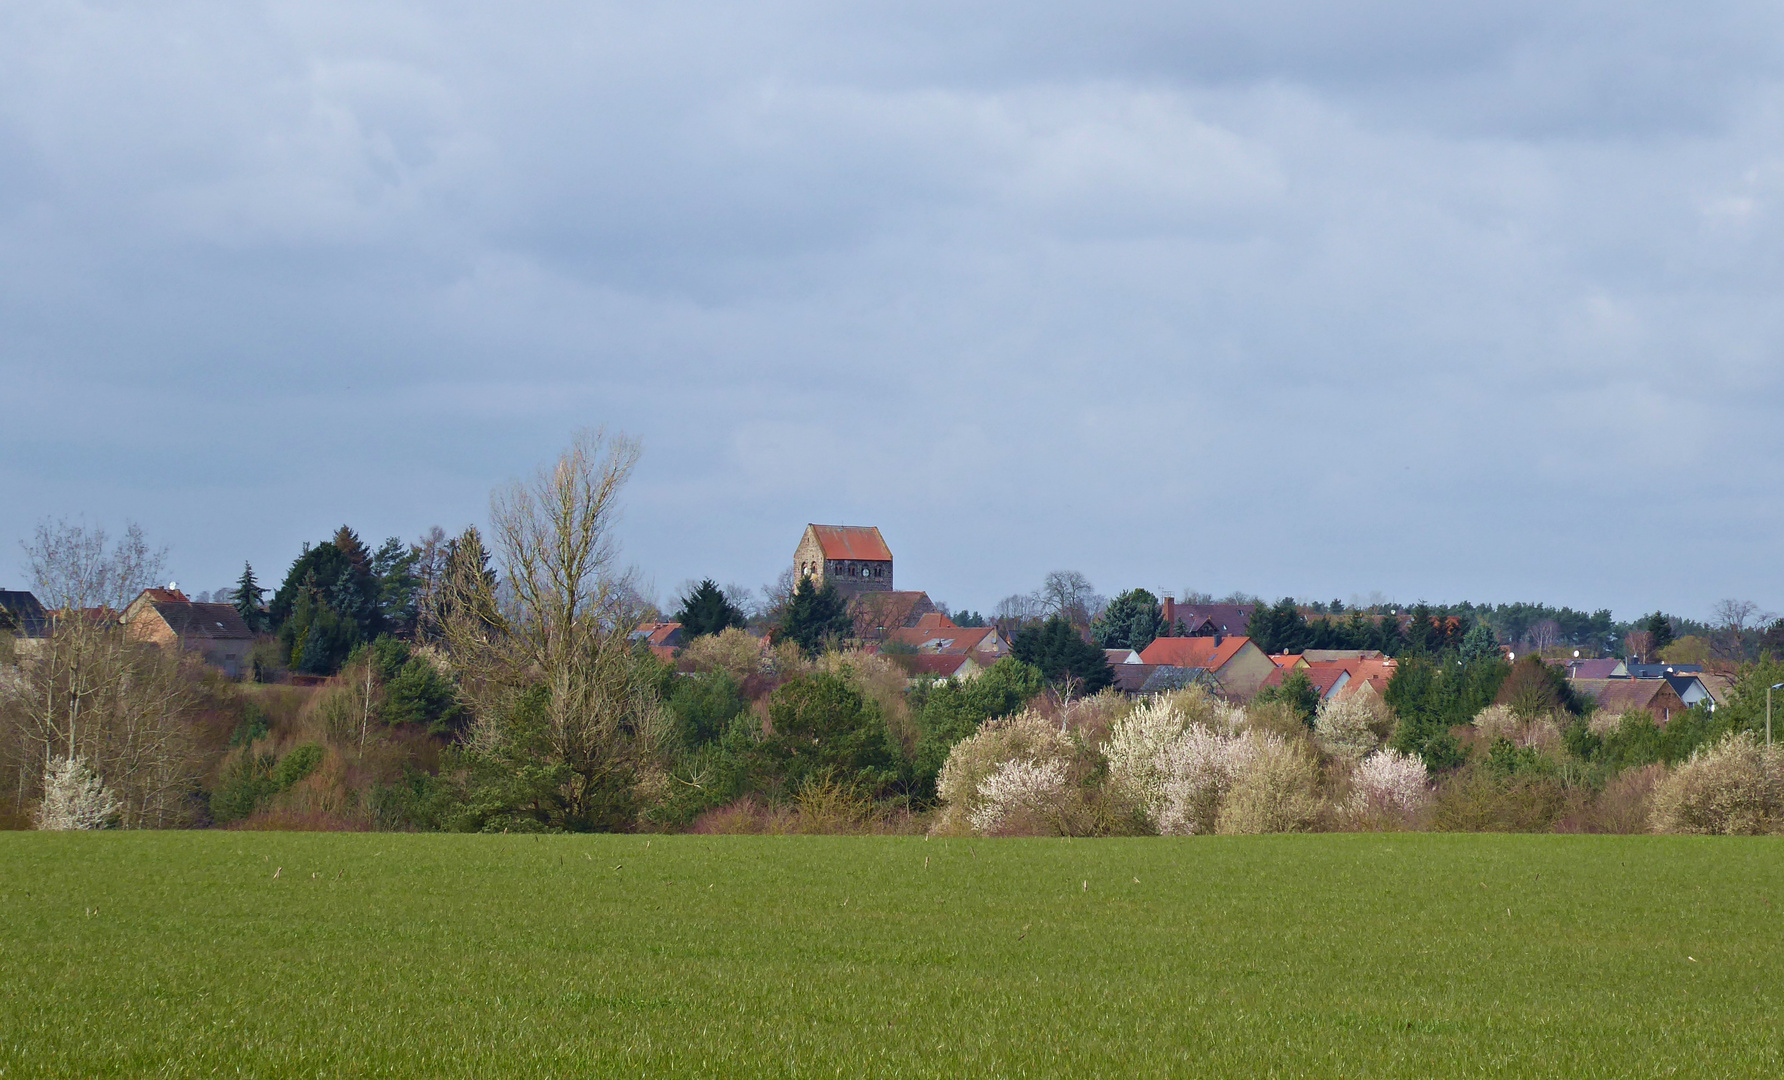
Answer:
[3, 2, 1784, 617]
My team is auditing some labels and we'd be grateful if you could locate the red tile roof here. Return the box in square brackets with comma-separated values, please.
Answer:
[809, 525, 892, 562]
[1138, 635, 1251, 671]
[885, 624, 1005, 656]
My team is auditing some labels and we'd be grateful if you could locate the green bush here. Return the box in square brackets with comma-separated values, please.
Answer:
[910, 659, 1043, 795]
[760, 670, 900, 797]
[209, 751, 278, 824]
[667, 673, 749, 746]
[273, 744, 324, 789]
[228, 701, 271, 748]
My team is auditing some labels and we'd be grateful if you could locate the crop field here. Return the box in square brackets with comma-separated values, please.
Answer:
[1, 834, 1780, 1078]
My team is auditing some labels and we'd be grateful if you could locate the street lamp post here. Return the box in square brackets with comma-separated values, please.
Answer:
[1768, 684, 1784, 748]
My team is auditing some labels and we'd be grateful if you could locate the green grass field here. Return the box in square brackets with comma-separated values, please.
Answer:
[2, 833, 1780, 1078]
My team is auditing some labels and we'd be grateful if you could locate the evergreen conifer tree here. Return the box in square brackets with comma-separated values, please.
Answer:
[674, 578, 748, 638]
[1091, 588, 1163, 651]
[1459, 621, 1500, 664]
[233, 561, 268, 634]
[779, 576, 852, 656]
[1641, 611, 1676, 653]
[1011, 615, 1113, 694]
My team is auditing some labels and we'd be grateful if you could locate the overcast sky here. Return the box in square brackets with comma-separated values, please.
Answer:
[4, 2, 1783, 620]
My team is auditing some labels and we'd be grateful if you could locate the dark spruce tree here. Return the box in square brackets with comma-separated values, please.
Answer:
[1011, 615, 1113, 694]
[674, 578, 748, 638]
[370, 536, 423, 637]
[1248, 597, 1310, 655]
[1253, 667, 1320, 728]
[779, 576, 853, 656]
[1092, 588, 1164, 651]
[233, 561, 268, 634]
[268, 527, 386, 675]
[1641, 611, 1676, 654]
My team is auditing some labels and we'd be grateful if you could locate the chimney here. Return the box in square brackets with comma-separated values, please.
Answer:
[1161, 597, 1176, 636]
[1214, 632, 1224, 646]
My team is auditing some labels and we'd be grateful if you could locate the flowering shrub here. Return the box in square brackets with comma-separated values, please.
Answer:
[1101, 696, 1196, 823]
[1101, 696, 1327, 835]
[1156, 725, 1253, 835]
[34, 756, 119, 830]
[968, 758, 1072, 834]
[1472, 704, 1520, 743]
[1314, 695, 1387, 758]
[1651, 732, 1784, 835]
[933, 711, 1078, 835]
[1346, 749, 1431, 823]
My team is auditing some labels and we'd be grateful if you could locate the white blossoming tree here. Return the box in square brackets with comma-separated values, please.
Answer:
[968, 758, 1071, 834]
[1346, 748, 1431, 825]
[33, 756, 120, 830]
[934, 712, 1079, 835]
[1313, 694, 1386, 759]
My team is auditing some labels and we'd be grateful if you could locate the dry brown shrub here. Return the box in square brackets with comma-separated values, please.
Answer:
[1651, 732, 1784, 835]
[1432, 768, 1569, 832]
[228, 811, 371, 831]
[686, 787, 923, 835]
[1554, 764, 1666, 833]
[688, 797, 796, 835]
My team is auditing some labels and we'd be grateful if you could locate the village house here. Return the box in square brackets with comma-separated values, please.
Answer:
[851, 590, 937, 639]
[1255, 656, 1398, 704]
[1572, 678, 1690, 724]
[883, 612, 1011, 663]
[1136, 634, 1275, 699]
[1157, 598, 1253, 638]
[0, 590, 51, 661]
[902, 653, 984, 686]
[794, 524, 894, 598]
[630, 622, 686, 662]
[120, 587, 254, 678]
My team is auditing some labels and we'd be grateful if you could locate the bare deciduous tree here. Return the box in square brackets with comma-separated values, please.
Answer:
[23, 519, 168, 613]
[1522, 619, 1561, 654]
[1038, 571, 1105, 630]
[440, 430, 669, 829]
[1, 614, 202, 828]
[1711, 598, 1768, 664]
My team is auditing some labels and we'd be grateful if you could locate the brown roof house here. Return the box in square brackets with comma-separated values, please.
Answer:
[851, 590, 938, 639]
[795, 524, 894, 598]
[629, 622, 686, 662]
[122, 587, 254, 678]
[902, 653, 985, 686]
[884, 613, 1011, 663]
[1572, 678, 1690, 724]
[1137, 635, 1275, 699]
[1157, 598, 1254, 638]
